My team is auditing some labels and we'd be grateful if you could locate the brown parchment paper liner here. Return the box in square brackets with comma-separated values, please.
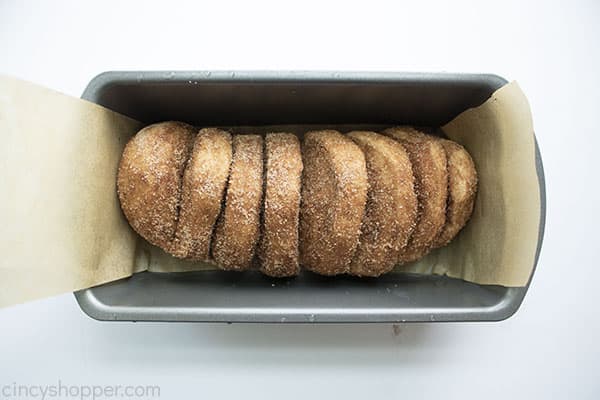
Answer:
[0, 76, 144, 307]
[402, 82, 541, 286]
[0, 77, 539, 308]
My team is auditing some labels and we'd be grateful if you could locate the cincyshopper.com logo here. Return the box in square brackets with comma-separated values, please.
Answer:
[1, 381, 160, 399]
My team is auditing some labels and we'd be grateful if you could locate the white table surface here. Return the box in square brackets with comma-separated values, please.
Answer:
[1, 1, 599, 399]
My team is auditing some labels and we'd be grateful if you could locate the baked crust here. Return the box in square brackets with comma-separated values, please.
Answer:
[119, 123, 475, 276]
[382, 127, 448, 263]
[347, 131, 418, 276]
[212, 135, 264, 270]
[299, 130, 368, 275]
[433, 138, 478, 248]
[117, 121, 195, 251]
[172, 128, 232, 260]
[258, 133, 303, 277]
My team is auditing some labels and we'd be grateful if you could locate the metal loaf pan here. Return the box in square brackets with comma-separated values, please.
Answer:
[75, 71, 546, 323]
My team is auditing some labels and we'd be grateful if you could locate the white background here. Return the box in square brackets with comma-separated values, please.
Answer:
[1, 1, 599, 399]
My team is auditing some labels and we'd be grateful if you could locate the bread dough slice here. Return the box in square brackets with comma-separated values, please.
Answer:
[212, 135, 263, 270]
[258, 133, 303, 277]
[172, 128, 232, 260]
[432, 138, 478, 248]
[382, 127, 447, 263]
[347, 131, 418, 277]
[117, 121, 195, 252]
[299, 130, 368, 276]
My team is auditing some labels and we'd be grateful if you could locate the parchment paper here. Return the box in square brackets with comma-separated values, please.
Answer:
[0, 77, 540, 308]
[402, 82, 541, 286]
[0, 76, 143, 307]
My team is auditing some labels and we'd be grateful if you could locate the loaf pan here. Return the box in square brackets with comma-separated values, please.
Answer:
[74, 71, 546, 323]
